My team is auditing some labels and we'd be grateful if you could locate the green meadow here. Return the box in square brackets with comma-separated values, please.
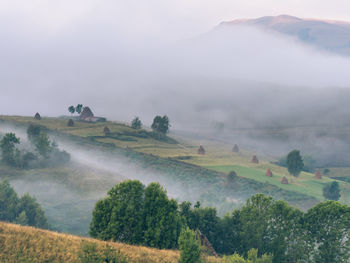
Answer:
[1, 115, 350, 206]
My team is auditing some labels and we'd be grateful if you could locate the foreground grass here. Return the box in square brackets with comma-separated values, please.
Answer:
[0, 222, 220, 263]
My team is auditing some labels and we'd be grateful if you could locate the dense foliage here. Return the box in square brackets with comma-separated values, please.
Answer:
[90, 180, 350, 263]
[90, 180, 181, 249]
[178, 227, 201, 263]
[0, 180, 48, 228]
[0, 125, 70, 168]
[223, 249, 273, 263]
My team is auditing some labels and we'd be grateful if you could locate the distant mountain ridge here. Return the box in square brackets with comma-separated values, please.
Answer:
[220, 15, 350, 56]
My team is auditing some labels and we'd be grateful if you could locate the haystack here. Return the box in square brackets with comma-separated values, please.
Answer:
[34, 113, 41, 120]
[103, 126, 111, 136]
[80, 107, 94, 119]
[196, 229, 218, 257]
[67, 119, 74, 127]
[232, 144, 239, 153]
[281, 176, 289, 184]
[314, 169, 322, 179]
[266, 168, 273, 177]
[197, 145, 206, 155]
[251, 155, 259, 164]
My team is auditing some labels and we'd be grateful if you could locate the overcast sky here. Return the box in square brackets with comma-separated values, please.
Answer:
[1, 0, 350, 126]
[1, 0, 350, 40]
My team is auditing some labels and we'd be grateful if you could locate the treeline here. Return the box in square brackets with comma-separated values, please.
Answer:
[90, 180, 350, 263]
[0, 124, 70, 168]
[0, 180, 48, 228]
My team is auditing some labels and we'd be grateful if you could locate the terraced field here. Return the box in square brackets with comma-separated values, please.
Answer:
[1, 115, 350, 207]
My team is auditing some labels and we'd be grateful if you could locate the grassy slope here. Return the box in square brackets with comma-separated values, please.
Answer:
[0, 162, 123, 235]
[0, 221, 220, 263]
[1, 115, 348, 205]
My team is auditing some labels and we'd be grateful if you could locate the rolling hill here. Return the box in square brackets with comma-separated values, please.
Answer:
[0, 115, 349, 236]
[0, 221, 219, 263]
[219, 14, 350, 56]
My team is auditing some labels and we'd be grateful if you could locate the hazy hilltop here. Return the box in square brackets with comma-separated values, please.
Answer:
[220, 14, 350, 56]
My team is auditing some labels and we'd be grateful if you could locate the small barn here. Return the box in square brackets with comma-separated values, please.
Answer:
[34, 112, 41, 120]
[251, 155, 259, 164]
[197, 145, 206, 155]
[79, 107, 106, 122]
[80, 107, 94, 119]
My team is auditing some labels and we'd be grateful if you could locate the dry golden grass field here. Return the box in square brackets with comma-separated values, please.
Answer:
[0, 222, 220, 263]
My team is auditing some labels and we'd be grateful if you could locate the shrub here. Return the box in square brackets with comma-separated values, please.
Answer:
[78, 242, 128, 263]
[227, 171, 237, 182]
[178, 227, 201, 263]
[323, 181, 341, 201]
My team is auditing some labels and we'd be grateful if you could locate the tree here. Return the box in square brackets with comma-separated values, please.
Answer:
[216, 210, 242, 255]
[179, 202, 220, 253]
[143, 182, 181, 249]
[89, 198, 114, 240]
[35, 132, 52, 159]
[90, 180, 182, 249]
[178, 227, 202, 263]
[131, 117, 142, 129]
[68, 105, 75, 115]
[286, 150, 304, 177]
[16, 211, 28, 226]
[0, 133, 20, 166]
[27, 124, 41, 143]
[90, 180, 144, 244]
[0, 180, 48, 228]
[304, 201, 350, 263]
[264, 200, 308, 263]
[323, 181, 341, 201]
[107, 180, 145, 244]
[151, 115, 170, 135]
[239, 194, 274, 255]
[76, 104, 83, 114]
[0, 180, 19, 222]
[16, 193, 48, 228]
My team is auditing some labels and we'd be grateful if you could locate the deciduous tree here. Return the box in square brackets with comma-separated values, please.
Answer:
[304, 201, 350, 263]
[323, 181, 341, 201]
[286, 150, 304, 177]
[151, 115, 170, 135]
[131, 117, 142, 129]
[0, 133, 20, 166]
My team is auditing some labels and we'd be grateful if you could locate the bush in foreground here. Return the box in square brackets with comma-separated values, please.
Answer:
[178, 227, 201, 263]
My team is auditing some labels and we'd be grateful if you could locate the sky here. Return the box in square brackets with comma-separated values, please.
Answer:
[1, 0, 350, 40]
[1, 0, 350, 128]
